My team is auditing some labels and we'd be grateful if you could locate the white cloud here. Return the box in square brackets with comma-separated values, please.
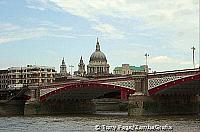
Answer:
[150, 56, 172, 63]
[27, 5, 46, 11]
[27, 0, 199, 34]
[41, 0, 199, 47]
[26, 0, 62, 12]
[0, 23, 20, 31]
[0, 22, 73, 44]
[47, 0, 144, 21]
[0, 27, 47, 44]
[92, 24, 124, 38]
[149, 55, 193, 71]
[150, 55, 192, 65]
[47, 0, 198, 25]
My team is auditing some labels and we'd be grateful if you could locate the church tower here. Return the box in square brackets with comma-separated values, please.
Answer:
[78, 56, 86, 76]
[60, 57, 67, 76]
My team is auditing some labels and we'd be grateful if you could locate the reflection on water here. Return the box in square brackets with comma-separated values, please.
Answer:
[0, 113, 199, 132]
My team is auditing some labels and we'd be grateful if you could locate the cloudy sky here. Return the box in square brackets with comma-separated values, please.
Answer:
[0, 0, 199, 73]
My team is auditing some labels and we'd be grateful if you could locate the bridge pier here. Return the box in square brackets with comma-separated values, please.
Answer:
[24, 100, 40, 115]
[128, 94, 200, 116]
[24, 87, 41, 115]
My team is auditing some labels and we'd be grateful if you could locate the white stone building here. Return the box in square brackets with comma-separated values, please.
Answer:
[0, 65, 56, 89]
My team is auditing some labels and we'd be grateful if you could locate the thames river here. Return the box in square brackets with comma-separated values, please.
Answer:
[0, 112, 199, 132]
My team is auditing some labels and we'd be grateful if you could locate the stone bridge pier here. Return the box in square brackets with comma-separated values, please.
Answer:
[129, 95, 200, 115]
[24, 87, 41, 115]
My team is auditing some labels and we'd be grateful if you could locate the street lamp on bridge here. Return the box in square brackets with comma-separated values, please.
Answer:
[69, 65, 74, 77]
[145, 53, 149, 66]
[191, 46, 196, 69]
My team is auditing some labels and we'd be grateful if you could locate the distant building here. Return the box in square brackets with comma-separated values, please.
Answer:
[113, 64, 148, 75]
[0, 65, 56, 89]
[87, 38, 110, 76]
[0, 70, 8, 89]
[60, 58, 68, 76]
[74, 56, 86, 77]
[56, 58, 70, 78]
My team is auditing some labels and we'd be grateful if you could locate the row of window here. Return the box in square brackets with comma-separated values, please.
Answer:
[0, 85, 7, 89]
[0, 74, 55, 78]
[7, 79, 53, 84]
[114, 70, 145, 74]
[0, 75, 8, 79]
[9, 69, 55, 73]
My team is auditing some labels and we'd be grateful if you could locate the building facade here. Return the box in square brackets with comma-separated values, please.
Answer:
[0, 65, 56, 89]
[0, 70, 9, 89]
[113, 64, 148, 75]
[87, 38, 110, 76]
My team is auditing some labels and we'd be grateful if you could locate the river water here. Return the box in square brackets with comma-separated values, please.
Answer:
[0, 112, 199, 132]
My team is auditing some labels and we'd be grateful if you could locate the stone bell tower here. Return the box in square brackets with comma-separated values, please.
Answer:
[60, 57, 67, 76]
[78, 56, 86, 76]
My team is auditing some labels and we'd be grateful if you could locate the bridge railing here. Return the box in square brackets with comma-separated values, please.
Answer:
[148, 68, 200, 78]
[38, 76, 141, 89]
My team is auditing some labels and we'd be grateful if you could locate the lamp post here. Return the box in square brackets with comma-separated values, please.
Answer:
[191, 46, 195, 69]
[69, 65, 74, 77]
[145, 53, 149, 66]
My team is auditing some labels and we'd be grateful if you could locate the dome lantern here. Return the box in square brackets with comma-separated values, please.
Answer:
[96, 38, 100, 51]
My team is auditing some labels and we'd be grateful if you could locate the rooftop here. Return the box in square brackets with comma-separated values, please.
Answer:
[114, 65, 145, 71]
[8, 65, 55, 70]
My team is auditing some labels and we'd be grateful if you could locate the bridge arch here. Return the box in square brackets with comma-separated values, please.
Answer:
[148, 73, 200, 95]
[40, 82, 135, 102]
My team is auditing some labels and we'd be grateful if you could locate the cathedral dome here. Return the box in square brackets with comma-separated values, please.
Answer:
[90, 51, 107, 62]
[89, 38, 107, 62]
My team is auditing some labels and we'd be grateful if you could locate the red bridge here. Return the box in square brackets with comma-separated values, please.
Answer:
[26, 68, 200, 115]
[27, 68, 200, 102]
